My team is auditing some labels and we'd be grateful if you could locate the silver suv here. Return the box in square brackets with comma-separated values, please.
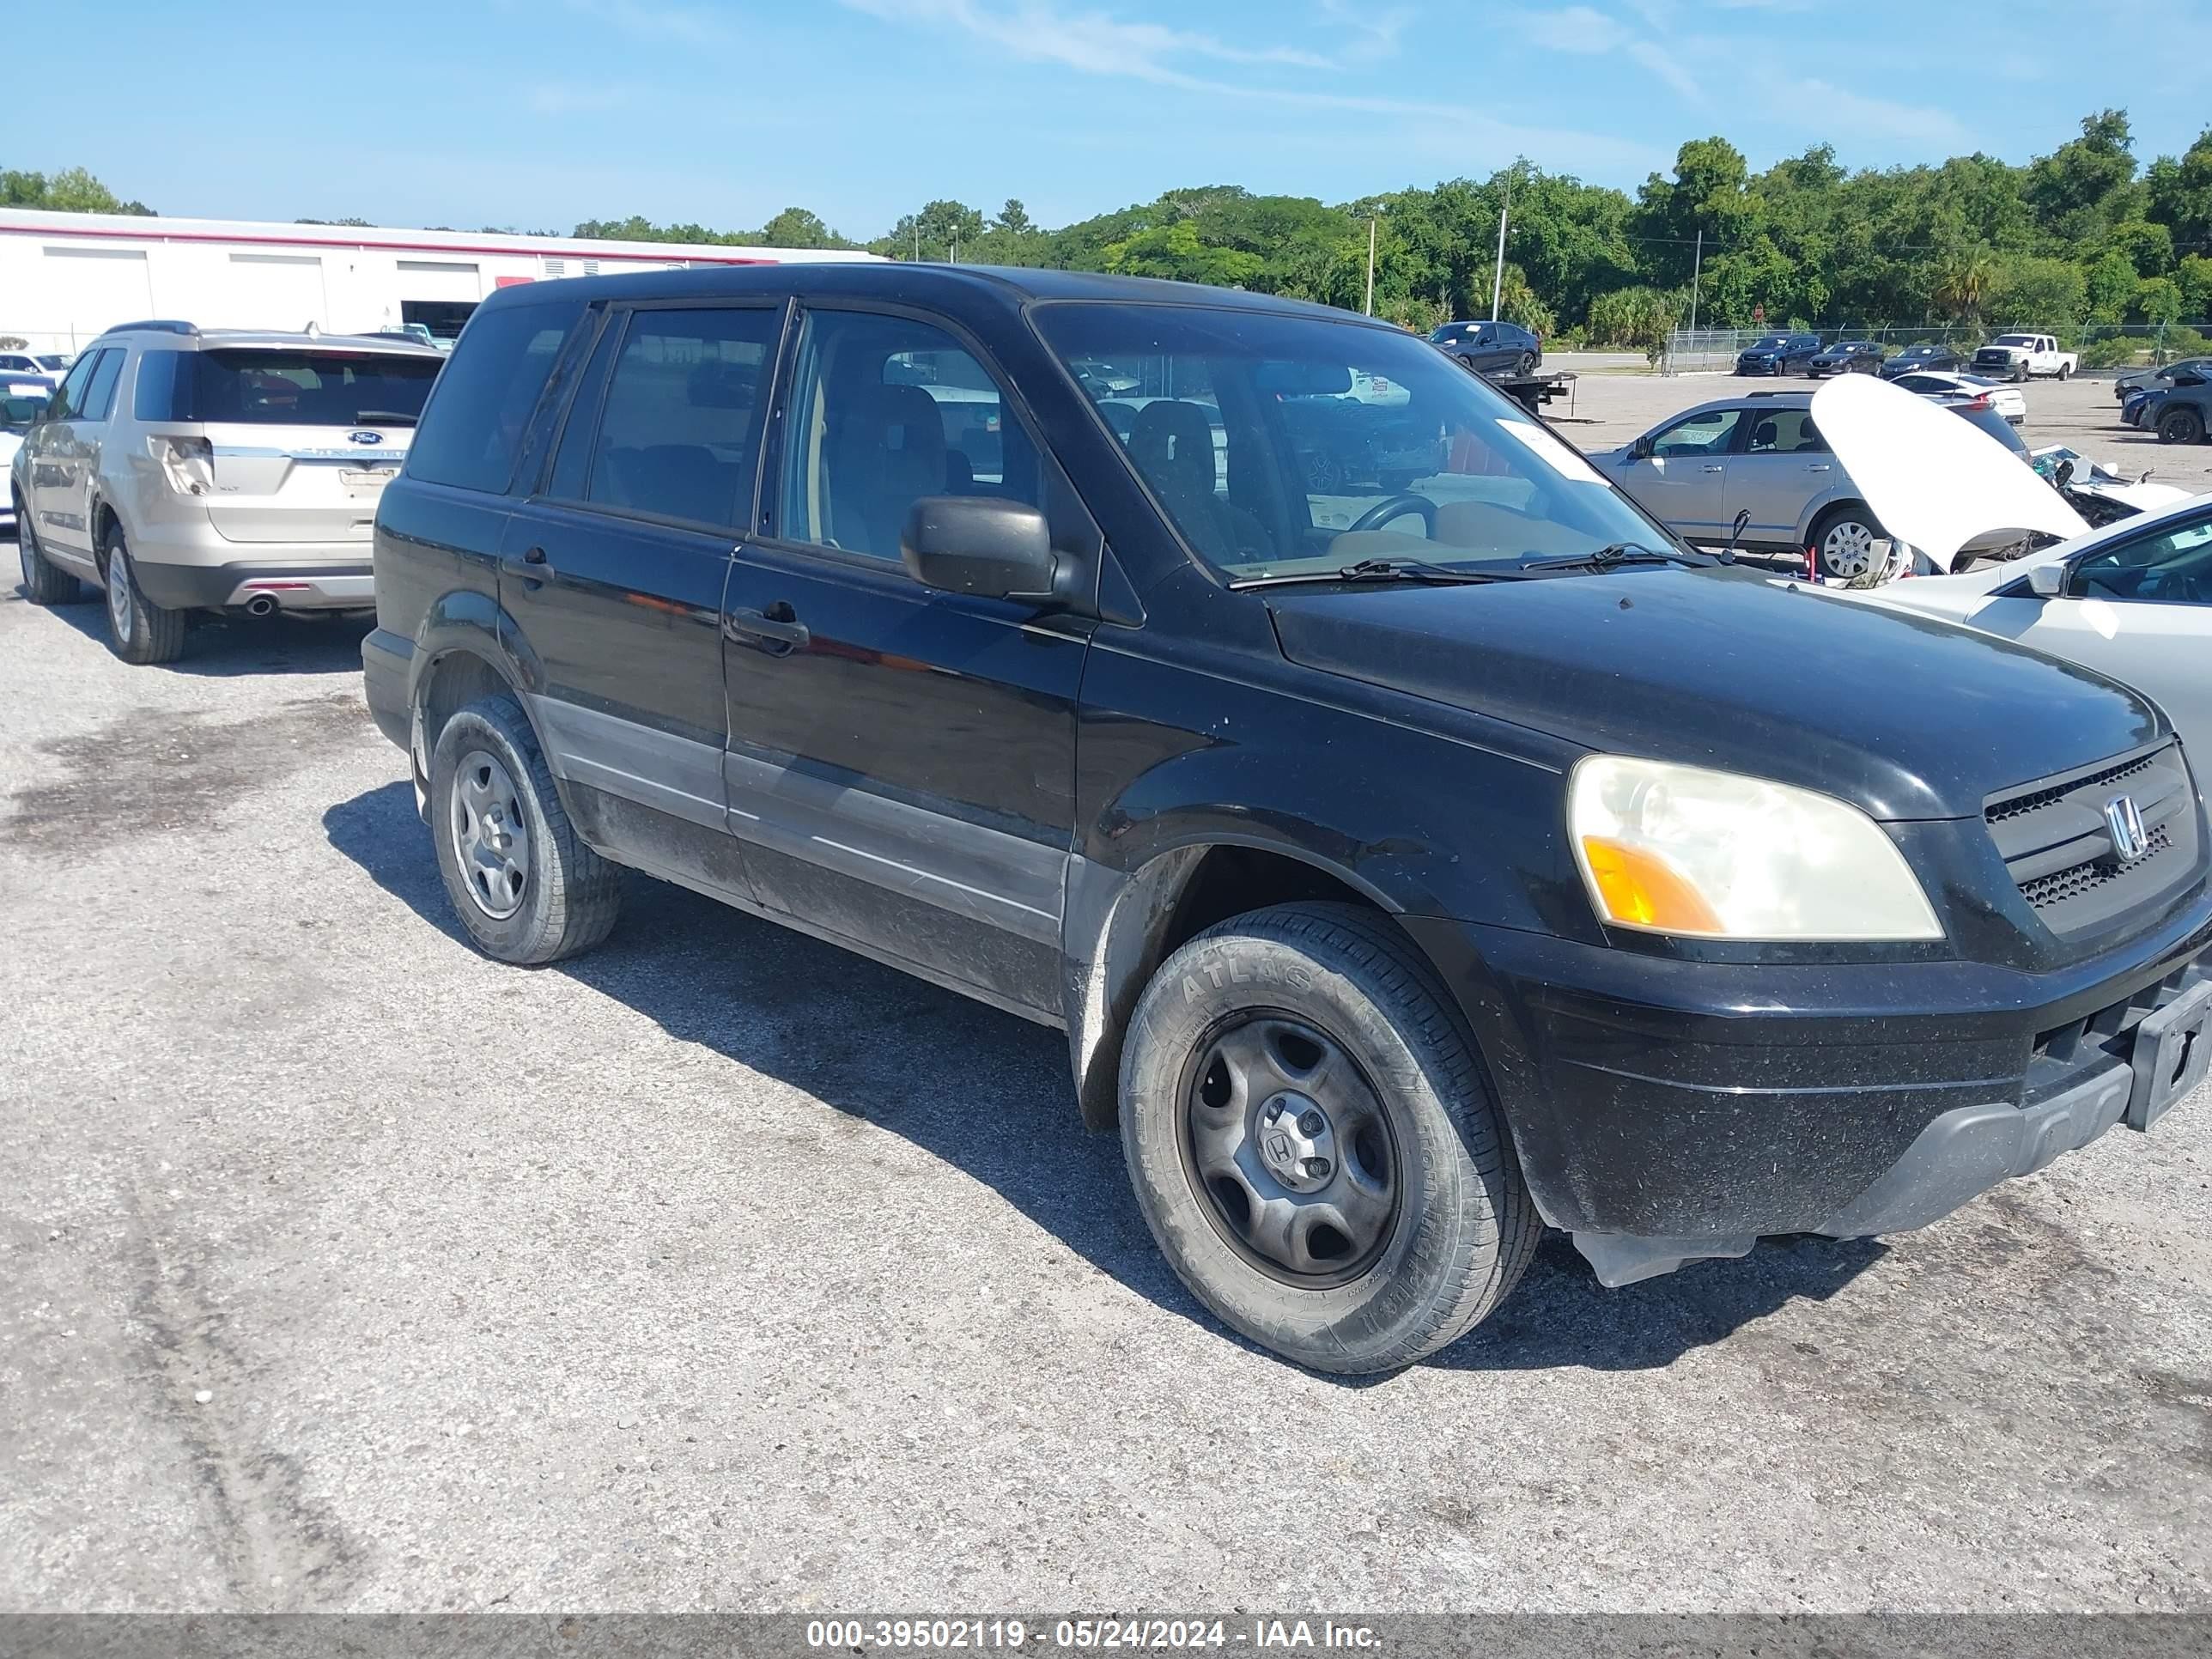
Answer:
[9, 320, 443, 663]
[1589, 390, 1887, 577]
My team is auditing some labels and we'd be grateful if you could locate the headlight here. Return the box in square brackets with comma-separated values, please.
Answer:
[1568, 756, 1943, 941]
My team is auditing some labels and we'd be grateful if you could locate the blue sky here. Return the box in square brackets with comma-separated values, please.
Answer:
[13, 0, 2210, 239]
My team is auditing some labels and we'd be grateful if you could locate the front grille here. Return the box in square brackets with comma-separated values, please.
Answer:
[1984, 743, 2201, 939]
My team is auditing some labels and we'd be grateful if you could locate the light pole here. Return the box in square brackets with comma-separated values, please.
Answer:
[1490, 171, 1511, 321]
[1364, 214, 1378, 316]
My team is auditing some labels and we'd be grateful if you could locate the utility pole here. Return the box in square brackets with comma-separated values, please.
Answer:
[1364, 215, 1378, 316]
[1686, 227, 1704, 359]
[913, 224, 920, 262]
[1490, 172, 1511, 320]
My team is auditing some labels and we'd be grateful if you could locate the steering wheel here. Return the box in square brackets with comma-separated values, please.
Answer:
[1348, 494, 1437, 536]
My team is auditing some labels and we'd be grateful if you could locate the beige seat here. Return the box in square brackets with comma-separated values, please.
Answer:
[1130, 400, 1267, 563]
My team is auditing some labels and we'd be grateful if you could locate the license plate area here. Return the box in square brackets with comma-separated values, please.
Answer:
[338, 466, 397, 500]
[2127, 979, 2212, 1131]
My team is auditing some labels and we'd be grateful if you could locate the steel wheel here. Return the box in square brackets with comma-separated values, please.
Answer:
[449, 748, 532, 920]
[106, 551, 135, 645]
[1182, 1014, 1401, 1286]
[1820, 518, 1878, 580]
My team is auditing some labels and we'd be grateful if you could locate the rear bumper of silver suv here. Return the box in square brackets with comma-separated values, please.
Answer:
[133, 556, 374, 612]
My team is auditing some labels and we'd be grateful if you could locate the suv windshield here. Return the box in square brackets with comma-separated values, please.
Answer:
[139, 348, 441, 426]
[1035, 303, 1668, 580]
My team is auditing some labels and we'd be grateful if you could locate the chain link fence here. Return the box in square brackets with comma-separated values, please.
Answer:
[1661, 320, 2212, 376]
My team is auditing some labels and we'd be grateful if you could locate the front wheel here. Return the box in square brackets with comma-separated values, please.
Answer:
[2159, 406, 2207, 446]
[1119, 902, 1539, 1375]
[1811, 504, 1885, 581]
[428, 694, 622, 964]
[101, 532, 187, 665]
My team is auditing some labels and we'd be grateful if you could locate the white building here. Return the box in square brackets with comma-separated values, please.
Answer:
[0, 208, 882, 353]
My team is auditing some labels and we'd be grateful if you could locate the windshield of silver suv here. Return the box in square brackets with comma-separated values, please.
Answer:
[1036, 303, 1668, 580]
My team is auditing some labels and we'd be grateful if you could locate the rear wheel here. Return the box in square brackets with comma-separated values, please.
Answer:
[1119, 902, 1539, 1375]
[428, 694, 621, 964]
[1811, 503, 1884, 581]
[2057, 362, 2072, 381]
[15, 500, 82, 605]
[2158, 405, 2207, 446]
[100, 529, 187, 665]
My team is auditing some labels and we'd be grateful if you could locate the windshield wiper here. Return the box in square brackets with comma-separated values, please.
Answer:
[1231, 556, 1504, 589]
[350, 410, 419, 426]
[1517, 541, 1717, 574]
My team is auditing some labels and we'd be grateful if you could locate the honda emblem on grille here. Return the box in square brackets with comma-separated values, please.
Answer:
[2105, 794, 2148, 863]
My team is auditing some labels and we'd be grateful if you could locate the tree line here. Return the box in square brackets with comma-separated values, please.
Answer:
[14, 109, 2212, 353]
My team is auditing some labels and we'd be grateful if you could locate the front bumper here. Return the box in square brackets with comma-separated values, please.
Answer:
[1402, 896, 2212, 1285]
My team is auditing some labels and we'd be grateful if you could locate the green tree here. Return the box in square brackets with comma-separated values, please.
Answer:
[993, 198, 1034, 236]
[1987, 256, 2087, 328]
[2084, 247, 2139, 323]
[1, 163, 150, 214]
[873, 200, 988, 261]
[756, 207, 849, 248]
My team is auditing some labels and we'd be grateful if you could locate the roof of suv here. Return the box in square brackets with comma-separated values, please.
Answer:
[94, 322, 446, 356]
[467, 260, 1380, 327]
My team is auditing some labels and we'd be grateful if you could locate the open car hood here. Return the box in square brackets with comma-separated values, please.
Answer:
[1810, 374, 2087, 570]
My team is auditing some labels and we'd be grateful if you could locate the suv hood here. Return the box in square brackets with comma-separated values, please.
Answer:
[1811, 374, 2086, 568]
[1266, 563, 2162, 821]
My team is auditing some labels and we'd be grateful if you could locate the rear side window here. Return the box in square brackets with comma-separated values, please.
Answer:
[580, 306, 783, 529]
[133, 349, 183, 421]
[406, 301, 581, 493]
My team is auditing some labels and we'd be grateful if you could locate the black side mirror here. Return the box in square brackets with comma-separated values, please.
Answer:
[1627, 434, 1655, 461]
[902, 495, 1061, 603]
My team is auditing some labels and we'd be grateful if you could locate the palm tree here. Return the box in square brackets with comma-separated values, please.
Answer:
[1933, 244, 1997, 322]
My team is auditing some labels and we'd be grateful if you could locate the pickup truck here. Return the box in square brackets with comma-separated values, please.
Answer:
[1971, 333, 2078, 383]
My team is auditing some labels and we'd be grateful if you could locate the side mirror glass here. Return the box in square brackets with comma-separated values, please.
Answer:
[2027, 561, 2066, 599]
[902, 495, 1061, 603]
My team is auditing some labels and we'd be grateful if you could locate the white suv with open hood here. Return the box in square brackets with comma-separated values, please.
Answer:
[9, 320, 443, 664]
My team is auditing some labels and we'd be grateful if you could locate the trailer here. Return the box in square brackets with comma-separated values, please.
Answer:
[0, 208, 882, 356]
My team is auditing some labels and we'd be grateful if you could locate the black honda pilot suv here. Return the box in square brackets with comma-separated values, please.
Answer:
[364, 265, 2212, 1374]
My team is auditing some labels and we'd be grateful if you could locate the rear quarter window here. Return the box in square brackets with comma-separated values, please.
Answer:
[405, 300, 584, 493]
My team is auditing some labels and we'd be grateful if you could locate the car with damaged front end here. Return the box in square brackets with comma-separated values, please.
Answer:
[362, 264, 2212, 1374]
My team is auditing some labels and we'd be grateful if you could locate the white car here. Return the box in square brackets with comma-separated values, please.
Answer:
[0, 386, 41, 538]
[0, 349, 69, 381]
[1887, 368, 2027, 424]
[1854, 495, 2212, 777]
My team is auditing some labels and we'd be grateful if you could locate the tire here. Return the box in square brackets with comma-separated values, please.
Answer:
[1810, 503, 1885, 581]
[2158, 406, 2206, 446]
[15, 498, 82, 605]
[2057, 362, 2072, 381]
[1119, 902, 1540, 1375]
[2014, 364, 2027, 384]
[428, 693, 621, 964]
[100, 529, 187, 665]
[1516, 352, 1535, 377]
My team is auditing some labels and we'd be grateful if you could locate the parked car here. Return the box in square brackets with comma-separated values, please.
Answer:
[1807, 340, 1886, 377]
[1428, 319, 1542, 376]
[2135, 373, 2212, 446]
[1850, 495, 2211, 780]
[1888, 368, 2027, 424]
[1971, 332, 2078, 383]
[358, 265, 2211, 1374]
[1594, 390, 1886, 574]
[9, 319, 445, 662]
[374, 323, 442, 349]
[0, 391, 40, 538]
[1734, 332, 1823, 375]
[0, 349, 70, 380]
[2116, 356, 2212, 402]
[1880, 343, 1968, 378]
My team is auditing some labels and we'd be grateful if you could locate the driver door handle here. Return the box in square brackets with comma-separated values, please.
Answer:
[724, 605, 810, 653]
[1701, 464, 1724, 473]
[1806, 463, 1832, 472]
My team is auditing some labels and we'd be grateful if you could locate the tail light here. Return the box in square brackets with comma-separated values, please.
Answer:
[1960, 394, 1991, 411]
[149, 434, 214, 495]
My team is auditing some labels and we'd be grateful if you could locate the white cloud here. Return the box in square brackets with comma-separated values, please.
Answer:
[1522, 6, 1703, 100]
[841, 0, 1334, 82]
[1318, 0, 1413, 61]
[1784, 79, 1972, 148]
[525, 82, 637, 115]
[558, 0, 735, 45]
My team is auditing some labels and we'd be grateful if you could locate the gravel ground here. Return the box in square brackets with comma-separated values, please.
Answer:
[1, 562, 2209, 1617]
[1548, 369, 2212, 494]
